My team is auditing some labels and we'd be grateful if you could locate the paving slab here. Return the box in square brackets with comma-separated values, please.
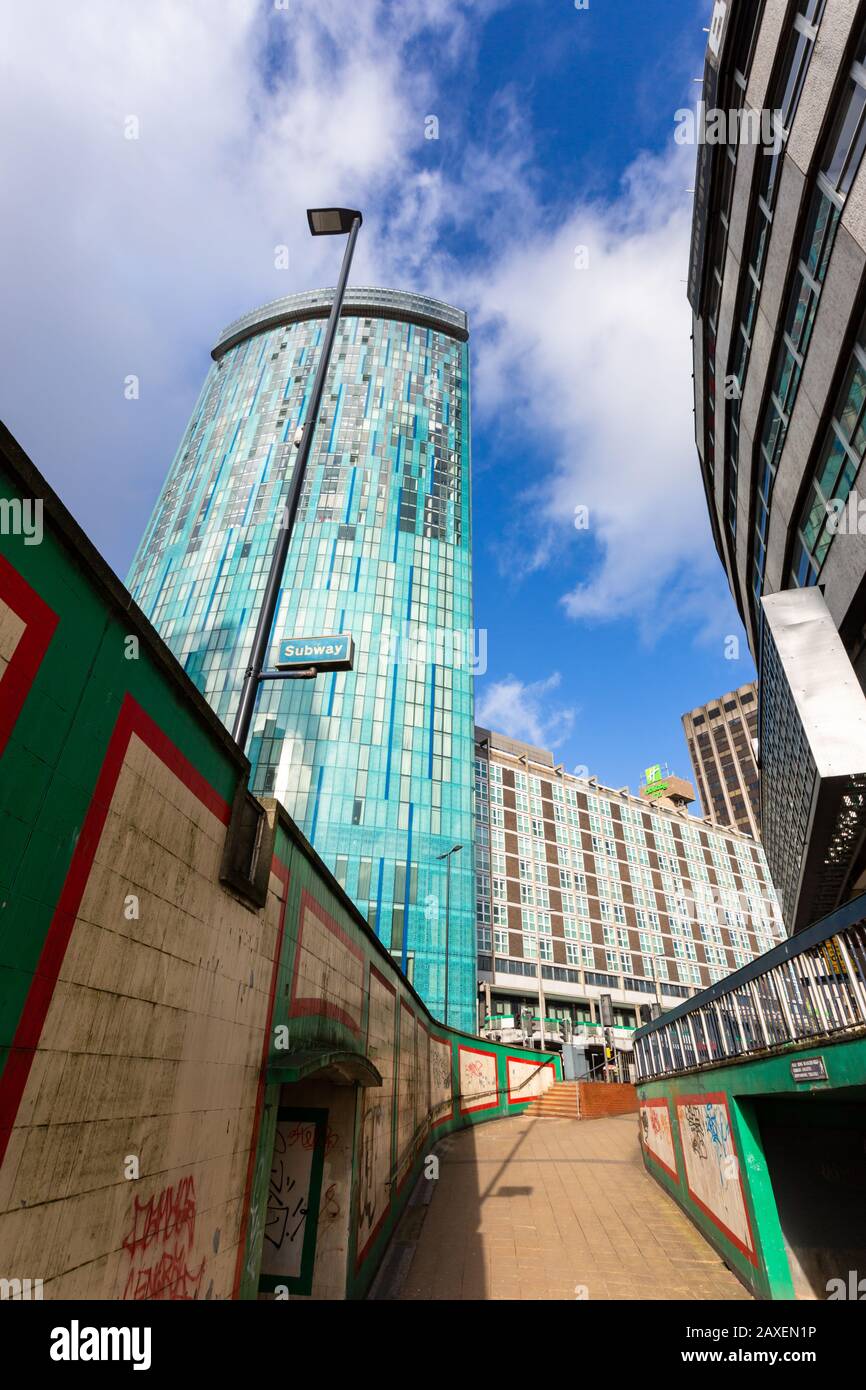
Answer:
[389, 1113, 751, 1302]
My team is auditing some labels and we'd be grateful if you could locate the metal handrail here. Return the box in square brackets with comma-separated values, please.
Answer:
[633, 890, 866, 1081]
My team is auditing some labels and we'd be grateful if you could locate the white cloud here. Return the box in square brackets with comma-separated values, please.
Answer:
[461, 143, 732, 643]
[476, 672, 576, 748]
[0, 0, 505, 568]
[0, 0, 729, 652]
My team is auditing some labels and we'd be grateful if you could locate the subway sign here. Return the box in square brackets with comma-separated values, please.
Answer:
[275, 633, 354, 673]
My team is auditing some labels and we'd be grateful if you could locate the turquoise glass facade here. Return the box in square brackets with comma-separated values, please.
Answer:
[127, 287, 476, 1030]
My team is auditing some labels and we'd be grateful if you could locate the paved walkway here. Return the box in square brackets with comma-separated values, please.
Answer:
[391, 1113, 751, 1301]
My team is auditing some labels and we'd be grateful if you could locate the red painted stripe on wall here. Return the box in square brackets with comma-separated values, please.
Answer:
[0, 692, 231, 1168]
[0, 554, 59, 757]
[288, 889, 364, 1036]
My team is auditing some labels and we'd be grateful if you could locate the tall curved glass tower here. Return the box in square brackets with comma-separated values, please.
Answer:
[128, 287, 476, 1029]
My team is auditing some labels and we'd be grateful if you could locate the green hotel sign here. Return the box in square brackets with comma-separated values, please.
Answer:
[643, 763, 668, 799]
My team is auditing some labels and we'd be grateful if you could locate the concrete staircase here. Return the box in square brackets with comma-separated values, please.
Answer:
[521, 1081, 579, 1118]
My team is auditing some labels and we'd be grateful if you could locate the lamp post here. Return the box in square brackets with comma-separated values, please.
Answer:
[437, 844, 462, 1026]
[535, 944, 547, 1052]
[232, 207, 363, 755]
[649, 952, 663, 1012]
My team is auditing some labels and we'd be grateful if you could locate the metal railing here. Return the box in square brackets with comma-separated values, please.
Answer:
[634, 890, 866, 1081]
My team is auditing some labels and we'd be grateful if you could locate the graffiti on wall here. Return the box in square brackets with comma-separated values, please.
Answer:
[258, 1117, 330, 1278]
[458, 1045, 498, 1114]
[418, 1024, 431, 1133]
[264, 1125, 312, 1273]
[358, 1100, 386, 1245]
[121, 1175, 206, 1300]
[676, 1095, 756, 1265]
[356, 967, 396, 1263]
[283, 1119, 339, 1156]
[429, 1034, 452, 1126]
[397, 1003, 419, 1189]
[639, 1099, 678, 1181]
[506, 1056, 555, 1107]
[259, 1110, 328, 1294]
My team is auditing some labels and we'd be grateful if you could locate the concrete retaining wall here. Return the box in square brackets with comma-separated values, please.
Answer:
[637, 1032, 866, 1299]
[0, 424, 560, 1302]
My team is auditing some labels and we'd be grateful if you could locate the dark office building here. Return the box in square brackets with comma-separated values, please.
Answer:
[690, 0, 866, 929]
[682, 683, 761, 838]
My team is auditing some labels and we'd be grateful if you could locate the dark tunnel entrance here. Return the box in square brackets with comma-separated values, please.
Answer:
[756, 1088, 866, 1299]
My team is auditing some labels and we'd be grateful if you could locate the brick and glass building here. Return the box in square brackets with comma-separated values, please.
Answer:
[682, 683, 761, 837]
[474, 728, 785, 1057]
[128, 287, 476, 1028]
[690, 0, 866, 930]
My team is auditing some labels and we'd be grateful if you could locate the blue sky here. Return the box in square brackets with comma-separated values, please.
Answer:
[0, 0, 753, 804]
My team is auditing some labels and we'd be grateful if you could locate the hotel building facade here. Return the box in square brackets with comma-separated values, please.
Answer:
[128, 287, 476, 1029]
[474, 729, 784, 1060]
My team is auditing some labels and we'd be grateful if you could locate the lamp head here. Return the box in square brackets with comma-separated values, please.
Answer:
[307, 207, 363, 236]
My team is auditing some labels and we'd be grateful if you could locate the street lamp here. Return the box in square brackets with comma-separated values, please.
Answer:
[437, 844, 462, 1026]
[648, 952, 663, 1012]
[232, 207, 363, 754]
[535, 940, 548, 1053]
[307, 207, 362, 236]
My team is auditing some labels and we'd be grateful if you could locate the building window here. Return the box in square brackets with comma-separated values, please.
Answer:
[789, 315, 866, 586]
[755, 11, 866, 601]
[724, 0, 826, 548]
[357, 858, 372, 900]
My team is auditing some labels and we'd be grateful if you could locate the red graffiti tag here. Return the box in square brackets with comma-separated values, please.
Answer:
[123, 1243, 205, 1301]
[122, 1176, 205, 1300]
[284, 1122, 339, 1155]
[122, 1176, 197, 1258]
